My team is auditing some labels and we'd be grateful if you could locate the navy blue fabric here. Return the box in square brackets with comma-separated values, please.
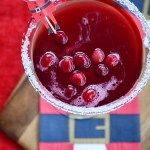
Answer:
[40, 115, 69, 142]
[40, 114, 140, 142]
[130, 0, 144, 12]
[75, 118, 105, 138]
[110, 114, 140, 142]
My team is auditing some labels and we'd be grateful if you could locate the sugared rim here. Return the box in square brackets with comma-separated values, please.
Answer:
[21, 0, 150, 116]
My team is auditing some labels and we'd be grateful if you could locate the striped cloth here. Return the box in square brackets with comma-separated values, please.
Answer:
[39, 0, 147, 150]
[39, 97, 141, 150]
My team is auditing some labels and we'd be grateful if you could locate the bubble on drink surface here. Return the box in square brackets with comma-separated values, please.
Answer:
[105, 76, 122, 91]
[71, 76, 121, 107]
[82, 17, 89, 25]
[47, 71, 121, 107]
[70, 84, 107, 107]
[96, 64, 109, 76]
[70, 96, 84, 106]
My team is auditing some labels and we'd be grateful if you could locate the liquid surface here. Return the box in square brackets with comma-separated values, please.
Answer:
[33, 0, 143, 107]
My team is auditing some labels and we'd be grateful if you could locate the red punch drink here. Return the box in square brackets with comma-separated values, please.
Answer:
[33, 0, 142, 107]
[22, 0, 150, 115]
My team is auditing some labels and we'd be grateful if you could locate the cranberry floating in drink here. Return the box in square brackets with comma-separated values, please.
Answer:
[105, 53, 120, 67]
[83, 89, 97, 103]
[59, 56, 75, 73]
[38, 52, 57, 71]
[53, 31, 68, 45]
[70, 71, 86, 86]
[22, 0, 150, 115]
[92, 48, 105, 64]
[74, 52, 91, 69]
[64, 85, 77, 99]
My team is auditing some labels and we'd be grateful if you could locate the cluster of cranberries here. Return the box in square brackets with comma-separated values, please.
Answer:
[38, 31, 120, 103]
[39, 48, 120, 103]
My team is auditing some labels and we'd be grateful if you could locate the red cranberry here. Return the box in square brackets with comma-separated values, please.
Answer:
[39, 52, 56, 71]
[70, 71, 86, 86]
[92, 48, 105, 64]
[54, 31, 68, 45]
[74, 52, 91, 69]
[105, 53, 120, 67]
[59, 56, 75, 73]
[96, 64, 109, 76]
[65, 85, 77, 98]
[83, 89, 96, 103]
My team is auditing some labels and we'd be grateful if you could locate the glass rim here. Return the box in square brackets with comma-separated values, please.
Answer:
[21, 0, 150, 116]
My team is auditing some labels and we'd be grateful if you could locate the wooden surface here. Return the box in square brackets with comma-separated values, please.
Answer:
[140, 80, 150, 150]
[0, 75, 39, 150]
[0, 75, 150, 150]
